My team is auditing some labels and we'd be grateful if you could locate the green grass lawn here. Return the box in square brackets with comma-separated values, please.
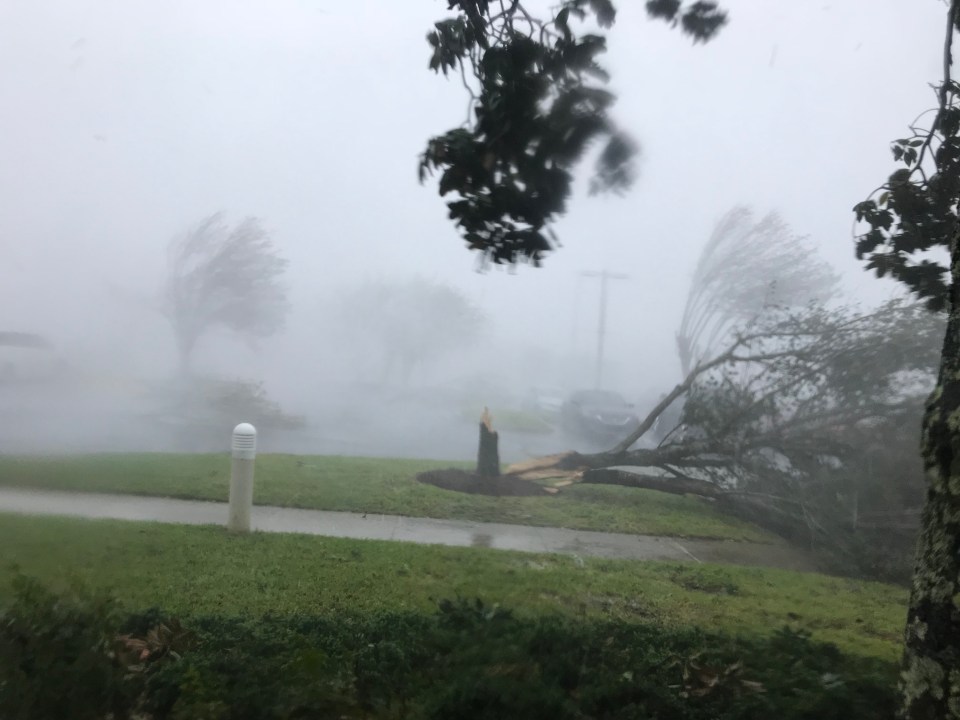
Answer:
[0, 513, 907, 661]
[0, 453, 774, 541]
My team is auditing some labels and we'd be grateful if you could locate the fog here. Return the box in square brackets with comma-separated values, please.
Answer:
[0, 1, 943, 461]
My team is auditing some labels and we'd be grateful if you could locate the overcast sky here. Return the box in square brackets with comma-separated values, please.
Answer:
[0, 0, 947, 394]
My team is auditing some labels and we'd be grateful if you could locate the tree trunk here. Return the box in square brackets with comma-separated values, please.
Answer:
[900, 235, 960, 720]
[580, 467, 723, 498]
[477, 408, 500, 477]
[579, 468, 831, 545]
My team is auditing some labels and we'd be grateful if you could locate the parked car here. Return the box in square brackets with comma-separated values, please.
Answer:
[0, 332, 62, 384]
[522, 385, 566, 419]
[560, 389, 641, 442]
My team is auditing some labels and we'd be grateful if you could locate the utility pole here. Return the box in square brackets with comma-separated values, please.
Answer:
[581, 270, 628, 389]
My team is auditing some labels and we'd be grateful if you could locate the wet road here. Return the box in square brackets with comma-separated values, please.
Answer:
[0, 487, 821, 571]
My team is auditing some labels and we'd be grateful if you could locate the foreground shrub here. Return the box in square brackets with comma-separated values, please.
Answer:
[0, 582, 898, 720]
[0, 575, 133, 720]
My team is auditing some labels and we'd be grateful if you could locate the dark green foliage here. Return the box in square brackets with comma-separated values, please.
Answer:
[422, 1, 725, 265]
[855, 75, 960, 310]
[138, 614, 357, 719]
[1, 580, 899, 720]
[646, 1, 728, 42]
[0, 575, 134, 720]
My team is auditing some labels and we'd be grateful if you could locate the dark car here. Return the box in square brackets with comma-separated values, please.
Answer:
[560, 389, 641, 442]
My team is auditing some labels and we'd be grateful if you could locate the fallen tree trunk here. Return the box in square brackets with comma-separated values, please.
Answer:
[580, 468, 838, 546]
[504, 444, 731, 482]
[504, 451, 589, 479]
[501, 446, 857, 558]
[579, 467, 725, 498]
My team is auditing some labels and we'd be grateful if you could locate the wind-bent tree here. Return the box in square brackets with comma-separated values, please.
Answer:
[676, 207, 838, 376]
[334, 277, 485, 384]
[164, 213, 289, 374]
[854, 2, 960, 715]
[510, 297, 942, 553]
[421, 0, 726, 266]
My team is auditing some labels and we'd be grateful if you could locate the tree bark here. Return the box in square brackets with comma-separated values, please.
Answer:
[580, 467, 724, 498]
[477, 408, 500, 477]
[900, 231, 960, 720]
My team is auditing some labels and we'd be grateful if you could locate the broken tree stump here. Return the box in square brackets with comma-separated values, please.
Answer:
[477, 407, 501, 477]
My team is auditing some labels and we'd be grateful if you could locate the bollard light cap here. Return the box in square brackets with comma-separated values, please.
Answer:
[232, 423, 257, 459]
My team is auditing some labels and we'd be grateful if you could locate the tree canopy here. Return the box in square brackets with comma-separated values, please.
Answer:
[854, 9, 960, 312]
[676, 207, 839, 376]
[164, 213, 289, 373]
[333, 277, 485, 384]
[421, 0, 726, 266]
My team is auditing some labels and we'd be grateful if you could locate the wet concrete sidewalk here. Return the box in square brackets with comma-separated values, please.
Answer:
[0, 487, 821, 572]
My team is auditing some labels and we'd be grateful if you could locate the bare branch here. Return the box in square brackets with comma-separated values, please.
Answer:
[608, 343, 743, 454]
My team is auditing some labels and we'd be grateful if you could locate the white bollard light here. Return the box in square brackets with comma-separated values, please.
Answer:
[228, 422, 257, 533]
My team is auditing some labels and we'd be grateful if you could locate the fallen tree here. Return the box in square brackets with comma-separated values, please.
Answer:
[504, 298, 941, 559]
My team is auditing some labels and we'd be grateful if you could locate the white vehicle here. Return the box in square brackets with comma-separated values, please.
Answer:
[0, 332, 62, 383]
[523, 386, 566, 419]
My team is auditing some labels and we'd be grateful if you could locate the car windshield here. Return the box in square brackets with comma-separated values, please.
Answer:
[575, 390, 628, 406]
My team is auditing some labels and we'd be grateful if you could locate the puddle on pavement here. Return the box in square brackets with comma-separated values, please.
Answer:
[471, 533, 493, 548]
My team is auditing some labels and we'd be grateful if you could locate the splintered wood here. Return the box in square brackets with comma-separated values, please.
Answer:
[481, 406, 494, 432]
[504, 452, 586, 483]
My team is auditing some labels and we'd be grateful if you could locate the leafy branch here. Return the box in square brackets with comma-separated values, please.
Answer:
[421, 0, 726, 266]
[853, 0, 960, 310]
